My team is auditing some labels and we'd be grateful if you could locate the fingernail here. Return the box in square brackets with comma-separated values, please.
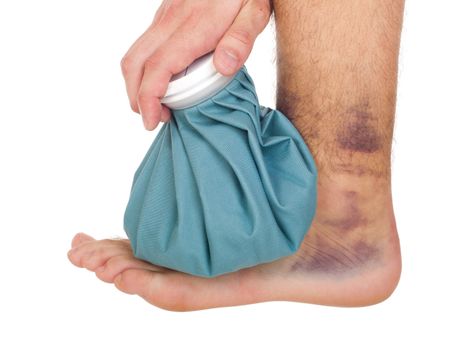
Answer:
[220, 50, 239, 74]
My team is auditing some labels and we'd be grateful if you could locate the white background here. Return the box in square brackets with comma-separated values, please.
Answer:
[1, 0, 471, 349]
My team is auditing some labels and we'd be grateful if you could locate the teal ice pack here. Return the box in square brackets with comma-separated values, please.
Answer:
[124, 53, 317, 277]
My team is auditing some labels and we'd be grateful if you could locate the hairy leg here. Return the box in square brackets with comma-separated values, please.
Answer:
[68, 0, 405, 311]
[261, 0, 405, 304]
[275, 0, 403, 177]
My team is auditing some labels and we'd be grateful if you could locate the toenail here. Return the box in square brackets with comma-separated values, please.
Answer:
[114, 274, 122, 285]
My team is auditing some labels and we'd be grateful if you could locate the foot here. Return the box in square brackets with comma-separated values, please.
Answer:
[67, 171, 401, 311]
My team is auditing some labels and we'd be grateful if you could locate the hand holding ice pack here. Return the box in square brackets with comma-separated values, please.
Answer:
[124, 53, 318, 277]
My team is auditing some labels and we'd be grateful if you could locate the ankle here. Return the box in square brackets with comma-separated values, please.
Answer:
[279, 172, 401, 305]
[315, 171, 393, 234]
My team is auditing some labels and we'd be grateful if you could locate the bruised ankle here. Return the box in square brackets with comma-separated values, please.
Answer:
[293, 172, 396, 268]
[268, 170, 402, 306]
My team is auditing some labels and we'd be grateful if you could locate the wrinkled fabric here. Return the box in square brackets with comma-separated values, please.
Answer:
[124, 67, 317, 277]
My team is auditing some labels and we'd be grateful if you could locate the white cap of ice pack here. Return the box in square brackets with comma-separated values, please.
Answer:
[161, 52, 236, 110]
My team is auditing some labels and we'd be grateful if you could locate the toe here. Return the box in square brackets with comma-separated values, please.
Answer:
[113, 268, 262, 312]
[68, 239, 132, 270]
[71, 232, 95, 248]
[114, 269, 161, 300]
[95, 255, 165, 283]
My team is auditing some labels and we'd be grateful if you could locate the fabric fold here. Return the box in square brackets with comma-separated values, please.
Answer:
[124, 66, 318, 277]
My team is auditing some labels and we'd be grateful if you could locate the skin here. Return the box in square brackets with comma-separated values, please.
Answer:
[120, 0, 272, 129]
[68, 0, 405, 311]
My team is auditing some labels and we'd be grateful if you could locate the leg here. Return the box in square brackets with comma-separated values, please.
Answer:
[268, 0, 404, 304]
[68, 0, 404, 310]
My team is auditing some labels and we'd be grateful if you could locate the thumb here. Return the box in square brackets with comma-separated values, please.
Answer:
[214, 0, 272, 76]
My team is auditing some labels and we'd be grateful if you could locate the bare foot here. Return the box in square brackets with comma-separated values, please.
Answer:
[67, 170, 401, 311]
[68, 0, 405, 313]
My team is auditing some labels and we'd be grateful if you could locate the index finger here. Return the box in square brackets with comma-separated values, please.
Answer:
[137, 22, 221, 130]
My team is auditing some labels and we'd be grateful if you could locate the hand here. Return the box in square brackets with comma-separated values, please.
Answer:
[121, 0, 272, 130]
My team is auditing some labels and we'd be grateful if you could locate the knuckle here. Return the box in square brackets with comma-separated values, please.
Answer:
[153, 0, 185, 26]
[250, 0, 272, 26]
[228, 29, 252, 47]
[143, 57, 160, 72]
[120, 55, 134, 76]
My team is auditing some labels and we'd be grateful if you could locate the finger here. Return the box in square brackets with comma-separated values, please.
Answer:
[121, 29, 169, 114]
[160, 105, 172, 123]
[121, 1, 188, 113]
[137, 21, 222, 131]
[95, 255, 166, 283]
[214, 0, 272, 76]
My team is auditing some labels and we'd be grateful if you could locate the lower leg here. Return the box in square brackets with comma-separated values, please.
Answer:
[261, 0, 405, 305]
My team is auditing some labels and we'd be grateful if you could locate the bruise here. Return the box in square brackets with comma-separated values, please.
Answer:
[320, 191, 368, 233]
[352, 241, 380, 264]
[289, 190, 381, 276]
[290, 235, 355, 274]
[336, 104, 382, 153]
[290, 233, 380, 276]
